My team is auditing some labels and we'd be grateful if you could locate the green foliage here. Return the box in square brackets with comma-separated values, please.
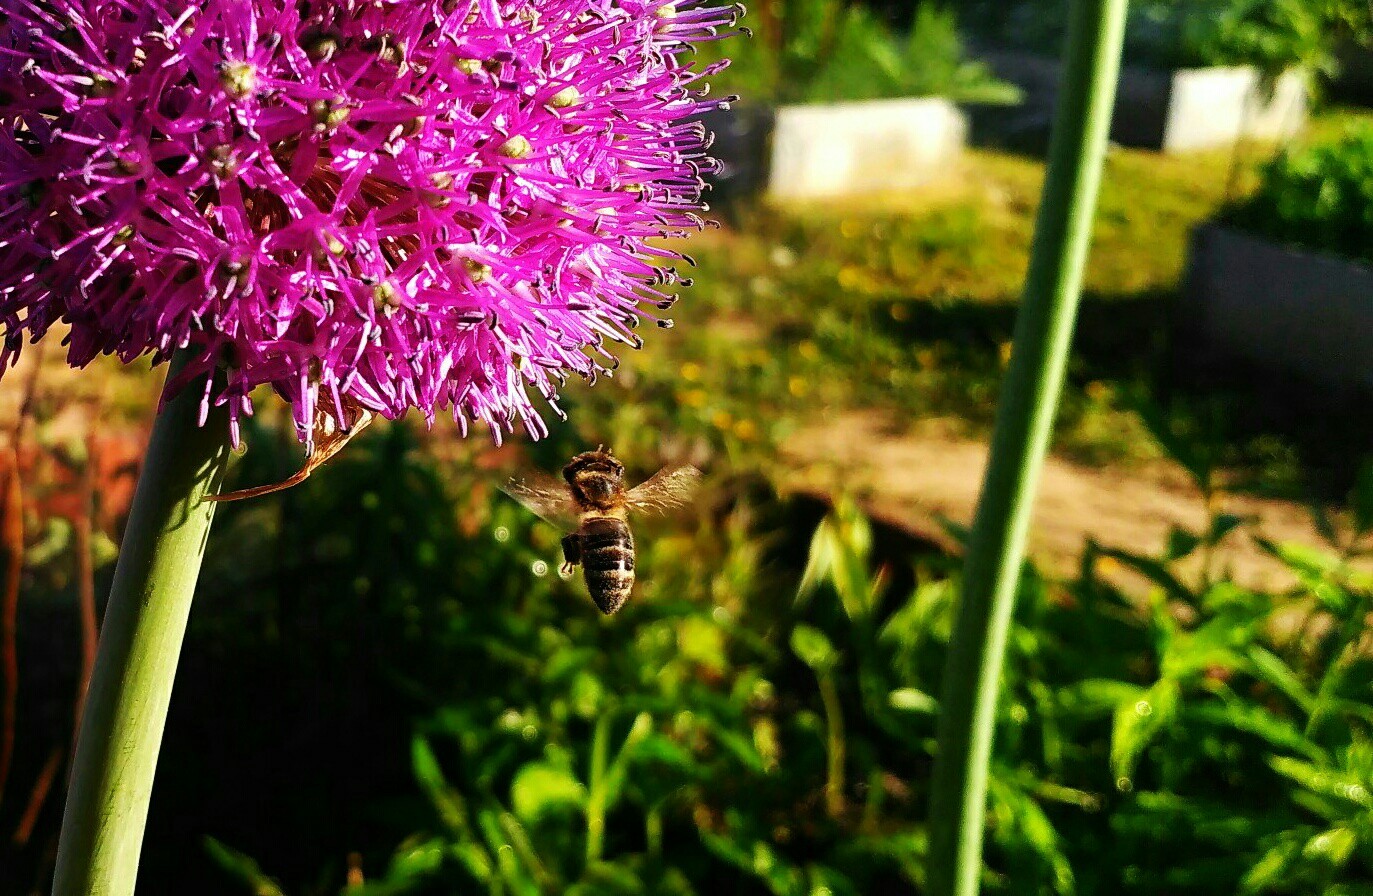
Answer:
[1222, 121, 1373, 263]
[1168, 0, 1331, 75]
[190, 411, 1373, 894]
[12, 394, 1368, 896]
[702, 2, 1019, 104]
[963, 0, 1348, 74]
[205, 838, 289, 896]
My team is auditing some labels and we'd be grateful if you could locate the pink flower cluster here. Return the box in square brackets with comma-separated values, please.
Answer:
[0, 0, 737, 445]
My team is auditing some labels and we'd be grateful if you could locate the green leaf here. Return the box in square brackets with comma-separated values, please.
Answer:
[806, 864, 859, 896]
[602, 711, 654, 808]
[1097, 546, 1195, 603]
[888, 687, 939, 714]
[341, 837, 448, 893]
[1161, 609, 1259, 680]
[569, 862, 645, 895]
[1257, 538, 1342, 579]
[1057, 679, 1145, 717]
[447, 843, 496, 889]
[543, 647, 598, 685]
[510, 762, 587, 823]
[678, 616, 728, 674]
[1185, 702, 1322, 761]
[1302, 826, 1357, 866]
[569, 669, 606, 720]
[1270, 756, 1373, 810]
[880, 579, 955, 663]
[1241, 834, 1305, 894]
[386, 837, 446, 878]
[496, 810, 558, 893]
[798, 502, 878, 620]
[1256, 537, 1365, 612]
[1111, 678, 1180, 782]
[698, 830, 806, 896]
[987, 777, 1075, 896]
[791, 624, 839, 673]
[411, 736, 472, 838]
[1245, 646, 1316, 715]
[625, 732, 699, 774]
[712, 725, 769, 774]
[203, 837, 288, 896]
[476, 806, 542, 896]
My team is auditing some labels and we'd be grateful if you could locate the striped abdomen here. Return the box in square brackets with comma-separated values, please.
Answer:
[580, 516, 635, 615]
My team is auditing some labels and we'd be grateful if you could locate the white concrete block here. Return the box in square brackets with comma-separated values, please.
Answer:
[766, 98, 967, 200]
[982, 48, 1308, 152]
[1162, 67, 1307, 152]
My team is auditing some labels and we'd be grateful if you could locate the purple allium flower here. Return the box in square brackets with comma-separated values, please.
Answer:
[0, 0, 739, 446]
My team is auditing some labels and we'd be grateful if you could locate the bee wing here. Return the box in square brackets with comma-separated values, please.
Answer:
[500, 472, 579, 531]
[625, 465, 702, 516]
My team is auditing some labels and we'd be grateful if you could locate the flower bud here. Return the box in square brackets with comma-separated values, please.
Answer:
[218, 61, 257, 99]
[548, 86, 580, 108]
[496, 135, 531, 159]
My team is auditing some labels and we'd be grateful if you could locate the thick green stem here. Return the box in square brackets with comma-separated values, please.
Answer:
[52, 362, 231, 896]
[925, 3, 1129, 896]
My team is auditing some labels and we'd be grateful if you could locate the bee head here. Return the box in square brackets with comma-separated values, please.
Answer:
[563, 448, 625, 509]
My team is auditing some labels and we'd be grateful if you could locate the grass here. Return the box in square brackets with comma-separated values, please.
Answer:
[547, 108, 1372, 501]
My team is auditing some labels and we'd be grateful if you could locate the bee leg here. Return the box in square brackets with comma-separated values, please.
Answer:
[560, 533, 582, 575]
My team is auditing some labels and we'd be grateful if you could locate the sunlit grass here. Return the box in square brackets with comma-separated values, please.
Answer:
[573, 108, 1369, 494]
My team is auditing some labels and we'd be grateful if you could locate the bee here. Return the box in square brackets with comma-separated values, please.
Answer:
[502, 448, 701, 614]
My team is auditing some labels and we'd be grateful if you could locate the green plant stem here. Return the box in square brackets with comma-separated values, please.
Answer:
[817, 671, 846, 820]
[52, 360, 231, 896]
[925, 3, 1129, 896]
[498, 810, 556, 893]
[585, 712, 611, 866]
[645, 804, 663, 859]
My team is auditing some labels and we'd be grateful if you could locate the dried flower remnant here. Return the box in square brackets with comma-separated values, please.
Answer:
[0, 0, 740, 450]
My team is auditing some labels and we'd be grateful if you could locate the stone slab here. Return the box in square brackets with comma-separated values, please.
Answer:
[766, 97, 967, 199]
[1183, 225, 1373, 390]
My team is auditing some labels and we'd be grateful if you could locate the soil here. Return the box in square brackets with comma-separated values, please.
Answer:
[782, 410, 1358, 594]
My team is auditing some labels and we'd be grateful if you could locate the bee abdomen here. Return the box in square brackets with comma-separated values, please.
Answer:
[581, 517, 634, 615]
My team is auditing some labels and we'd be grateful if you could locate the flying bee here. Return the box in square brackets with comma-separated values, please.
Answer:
[502, 447, 702, 614]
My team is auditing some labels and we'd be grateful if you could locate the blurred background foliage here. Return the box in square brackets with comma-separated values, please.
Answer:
[698, 1, 1021, 105]
[1222, 119, 1373, 262]
[3, 1, 1373, 894]
[958, 0, 1369, 76]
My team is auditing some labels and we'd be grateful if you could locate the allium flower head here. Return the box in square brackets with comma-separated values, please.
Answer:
[0, 0, 738, 446]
